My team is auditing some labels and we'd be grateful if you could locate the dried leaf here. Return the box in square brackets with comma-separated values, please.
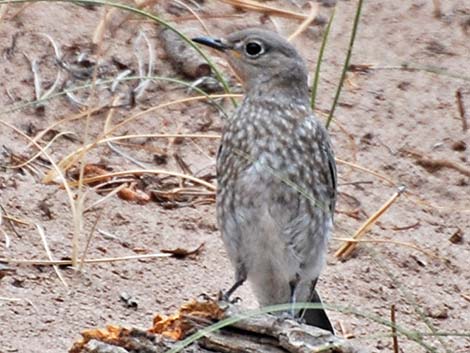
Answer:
[149, 300, 224, 340]
[118, 186, 151, 203]
[161, 243, 204, 259]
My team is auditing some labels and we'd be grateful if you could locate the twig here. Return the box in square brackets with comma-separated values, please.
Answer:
[336, 158, 396, 186]
[391, 305, 399, 353]
[8, 131, 77, 169]
[84, 183, 129, 213]
[174, 0, 211, 35]
[456, 88, 468, 132]
[79, 210, 102, 271]
[0, 120, 79, 267]
[0, 253, 172, 265]
[39, 92, 233, 184]
[403, 148, 470, 177]
[219, 0, 310, 20]
[0, 296, 38, 312]
[0, 204, 27, 239]
[332, 237, 447, 263]
[338, 320, 355, 339]
[288, 2, 319, 41]
[103, 95, 148, 168]
[335, 186, 406, 259]
[66, 169, 216, 190]
[107, 141, 149, 169]
[348, 62, 470, 82]
[35, 224, 68, 288]
[93, 7, 111, 45]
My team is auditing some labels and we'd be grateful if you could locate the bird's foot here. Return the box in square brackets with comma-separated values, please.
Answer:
[218, 290, 242, 304]
[275, 311, 297, 324]
[197, 292, 218, 301]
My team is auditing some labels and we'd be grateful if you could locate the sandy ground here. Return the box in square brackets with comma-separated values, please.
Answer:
[0, 1, 469, 352]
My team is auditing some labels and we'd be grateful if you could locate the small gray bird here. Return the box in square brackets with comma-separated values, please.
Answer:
[193, 28, 337, 333]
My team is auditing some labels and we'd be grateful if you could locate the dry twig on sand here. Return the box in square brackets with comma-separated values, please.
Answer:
[335, 186, 406, 260]
[220, 0, 311, 20]
[403, 148, 470, 177]
[456, 88, 468, 132]
[69, 300, 365, 353]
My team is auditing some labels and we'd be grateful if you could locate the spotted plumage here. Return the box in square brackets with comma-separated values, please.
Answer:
[194, 28, 337, 333]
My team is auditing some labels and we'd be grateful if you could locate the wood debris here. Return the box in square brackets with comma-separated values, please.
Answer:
[70, 299, 366, 353]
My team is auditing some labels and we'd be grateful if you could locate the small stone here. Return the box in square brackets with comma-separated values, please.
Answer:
[451, 140, 467, 152]
[449, 229, 464, 244]
[426, 304, 448, 319]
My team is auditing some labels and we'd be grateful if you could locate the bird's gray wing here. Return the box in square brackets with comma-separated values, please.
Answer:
[320, 132, 337, 218]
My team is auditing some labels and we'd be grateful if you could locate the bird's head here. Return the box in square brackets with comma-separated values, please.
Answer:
[193, 28, 309, 97]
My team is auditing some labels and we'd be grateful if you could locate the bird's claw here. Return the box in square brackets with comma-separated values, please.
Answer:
[197, 292, 216, 301]
[218, 290, 242, 304]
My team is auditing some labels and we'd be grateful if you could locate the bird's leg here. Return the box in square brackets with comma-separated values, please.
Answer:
[220, 264, 247, 303]
[221, 278, 244, 302]
[289, 274, 301, 317]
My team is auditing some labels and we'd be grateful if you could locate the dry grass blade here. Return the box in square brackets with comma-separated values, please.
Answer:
[336, 158, 396, 186]
[332, 237, 448, 263]
[133, 30, 155, 99]
[403, 148, 470, 177]
[79, 210, 102, 271]
[66, 169, 216, 190]
[42, 94, 238, 184]
[8, 131, 77, 169]
[1, 252, 172, 265]
[174, 0, 211, 35]
[455, 88, 468, 132]
[219, 0, 309, 20]
[35, 224, 68, 288]
[0, 296, 38, 312]
[0, 119, 78, 223]
[30, 57, 42, 101]
[103, 95, 149, 168]
[335, 186, 406, 260]
[391, 304, 399, 353]
[152, 187, 215, 197]
[84, 183, 129, 213]
[38, 33, 62, 99]
[29, 107, 103, 146]
[93, 7, 112, 45]
[288, 2, 319, 41]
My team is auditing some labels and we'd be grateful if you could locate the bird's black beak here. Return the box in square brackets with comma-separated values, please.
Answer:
[192, 36, 230, 52]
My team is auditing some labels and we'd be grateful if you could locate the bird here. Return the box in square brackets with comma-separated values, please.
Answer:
[193, 28, 337, 333]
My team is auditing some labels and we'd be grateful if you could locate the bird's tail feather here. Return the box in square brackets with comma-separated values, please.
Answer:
[301, 289, 334, 334]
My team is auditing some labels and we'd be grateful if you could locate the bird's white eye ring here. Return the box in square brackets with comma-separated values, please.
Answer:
[244, 41, 264, 57]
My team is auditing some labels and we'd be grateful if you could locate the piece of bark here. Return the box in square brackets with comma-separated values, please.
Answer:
[160, 28, 211, 79]
[70, 300, 367, 353]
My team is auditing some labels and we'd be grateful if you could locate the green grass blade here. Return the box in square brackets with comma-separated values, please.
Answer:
[325, 0, 364, 129]
[310, 7, 335, 110]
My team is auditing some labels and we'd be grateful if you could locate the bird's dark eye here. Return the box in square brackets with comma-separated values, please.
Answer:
[244, 41, 264, 57]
